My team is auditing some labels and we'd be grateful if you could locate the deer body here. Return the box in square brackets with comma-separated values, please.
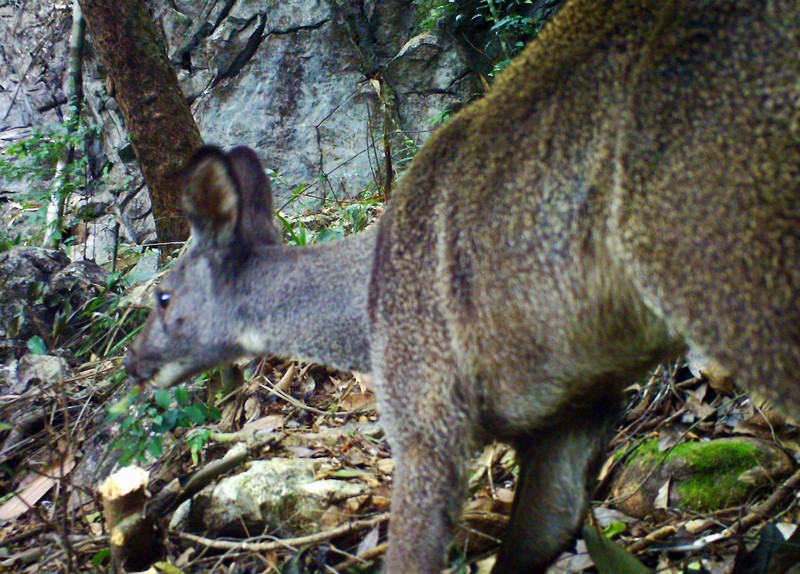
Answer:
[127, 0, 800, 572]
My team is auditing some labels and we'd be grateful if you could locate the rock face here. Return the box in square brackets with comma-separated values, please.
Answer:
[0, 246, 110, 360]
[0, 1, 482, 255]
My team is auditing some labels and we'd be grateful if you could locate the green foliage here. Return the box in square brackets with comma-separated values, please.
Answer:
[26, 335, 48, 355]
[91, 548, 111, 567]
[415, 0, 459, 30]
[187, 428, 213, 466]
[0, 230, 23, 252]
[6, 269, 146, 359]
[73, 275, 150, 359]
[480, 0, 561, 74]
[414, 0, 562, 76]
[602, 520, 628, 539]
[0, 106, 99, 247]
[108, 387, 220, 465]
[583, 523, 652, 574]
[428, 108, 453, 127]
[278, 188, 382, 247]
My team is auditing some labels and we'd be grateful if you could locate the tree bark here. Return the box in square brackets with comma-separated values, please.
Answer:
[80, 0, 203, 248]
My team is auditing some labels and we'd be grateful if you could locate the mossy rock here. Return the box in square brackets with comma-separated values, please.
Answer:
[610, 437, 794, 518]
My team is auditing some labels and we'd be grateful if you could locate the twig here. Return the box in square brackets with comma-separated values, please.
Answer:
[334, 541, 388, 571]
[257, 377, 331, 416]
[150, 443, 250, 516]
[733, 465, 800, 533]
[174, 512, 390, 552]
[273, 362, 296, 393]
[0, 534, 107, 568]
[627, 525, 678, 554]
[0, 546, 46, 567]
[206, 429, 283, 447]
[627, 466, 800, 555]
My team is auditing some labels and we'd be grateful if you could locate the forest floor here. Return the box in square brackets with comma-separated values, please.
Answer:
[2, 349, 800, 574]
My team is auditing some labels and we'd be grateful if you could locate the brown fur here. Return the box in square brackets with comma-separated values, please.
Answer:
[127, 1, 799, 572]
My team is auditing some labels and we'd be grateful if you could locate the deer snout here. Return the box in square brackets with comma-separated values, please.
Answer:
[124, 346, 194, 389]
[124, 346, 150, 385]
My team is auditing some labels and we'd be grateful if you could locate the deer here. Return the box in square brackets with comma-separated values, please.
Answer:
[126, 0, 800, 572]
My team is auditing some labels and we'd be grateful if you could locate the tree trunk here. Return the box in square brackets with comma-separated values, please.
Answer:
[45, 0, 86, 249]
[79, 0, 203, 249]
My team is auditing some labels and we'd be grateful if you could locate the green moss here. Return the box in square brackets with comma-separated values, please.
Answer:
[626, 438, 660, 462]
[675, 441, 764, 511]
[627, 439, 767, 512]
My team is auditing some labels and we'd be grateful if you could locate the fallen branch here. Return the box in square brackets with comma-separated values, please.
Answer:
[734, 465, 800, 533]
[627, 465, 800, 555]
[627, 525, 678, 554]
[175, 512, 390, 552]
[149, 442, 250, 516]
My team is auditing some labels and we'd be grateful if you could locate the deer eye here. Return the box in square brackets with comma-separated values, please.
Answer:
[156, 291, 172, 310]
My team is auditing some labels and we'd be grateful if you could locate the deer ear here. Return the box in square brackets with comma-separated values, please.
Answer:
[182, 146, 240, 246]
[226, 146, 281, 245]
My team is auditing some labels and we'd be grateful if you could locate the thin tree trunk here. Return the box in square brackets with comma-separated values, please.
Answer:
[79, 0, 203, 250]
[45, 0, 85, 249]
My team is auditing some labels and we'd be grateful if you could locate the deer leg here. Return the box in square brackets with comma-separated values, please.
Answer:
[383, 442, 468, 574]
[492, 399, 620, 574]
[376, 365, 473, 574]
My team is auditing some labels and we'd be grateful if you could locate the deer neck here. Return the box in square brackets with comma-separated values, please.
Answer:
[234, 226, 376, 374]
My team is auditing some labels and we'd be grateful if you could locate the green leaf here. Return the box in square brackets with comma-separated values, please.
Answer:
[188, 429, 212, 466]
[153, 561, 185, 574]
[91, 548, 111, 567]
[148, 436, 164, 458]
[174, 387, 190, 407]
[583, 523, 652, 574]
[288, 183, 311, 202]
[182, 404, 208, 425]
[154, 389, 172, 409]
[159, 410, 179, 430]
[84, 511, 103, 524]
[316, 227, 346, 243]
[107, 395, 134, 417]
[207, 405, 221, 421]
[603, 520, 628, 539]
[26, 336, 48, 355]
